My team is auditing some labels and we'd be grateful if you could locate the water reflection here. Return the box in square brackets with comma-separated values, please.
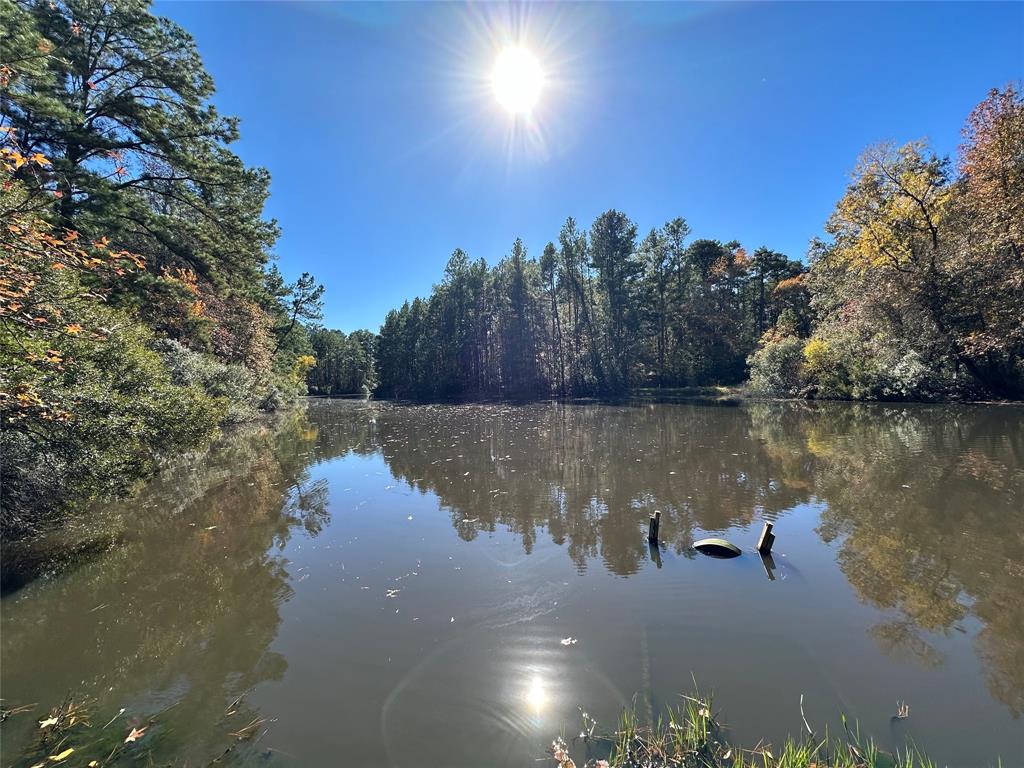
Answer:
[2, 400, 1023, 766]
[311, 402, 810, 575]
[1, 413, 327, 765]
[784, 401, 1024, 718]
[307, 399, 1024, 724]
[526, 675, 548, 716]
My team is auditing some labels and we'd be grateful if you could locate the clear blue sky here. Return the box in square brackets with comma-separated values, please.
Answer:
[156, 1, 1023, 333]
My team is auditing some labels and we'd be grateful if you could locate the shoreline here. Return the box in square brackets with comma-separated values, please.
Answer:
[308, 387, 1024, 407]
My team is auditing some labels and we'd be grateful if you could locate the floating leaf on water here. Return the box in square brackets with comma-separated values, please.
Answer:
[124, 726, 147, 743]
[48, 748, 74, 762]
[38, 717, 58, 728]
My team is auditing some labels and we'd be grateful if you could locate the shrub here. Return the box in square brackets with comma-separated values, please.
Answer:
[801, 337, 851, 398]
[259, 383, 287, 412]
[259, 354, 316, 411]
[747, 336, 807, 397]
[2, 297, 227, 534]
[153, 338, 263, 424]
[798, 323, 967, 401]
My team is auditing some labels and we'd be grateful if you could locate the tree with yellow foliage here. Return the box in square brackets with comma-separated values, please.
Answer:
[750, 85, 1024, 400]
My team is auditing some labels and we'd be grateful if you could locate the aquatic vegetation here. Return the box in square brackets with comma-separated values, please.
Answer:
[548, 692, 952, 768]
[5, 690, 950, 768]
[4, 695, 283, 768]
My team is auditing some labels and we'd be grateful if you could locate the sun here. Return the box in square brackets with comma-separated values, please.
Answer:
[492, 47, 544, 115]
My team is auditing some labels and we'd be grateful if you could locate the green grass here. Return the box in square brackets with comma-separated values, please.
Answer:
[547, 690, 970, 768]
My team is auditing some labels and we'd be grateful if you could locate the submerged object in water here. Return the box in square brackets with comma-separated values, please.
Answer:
[693, 538, 741, 558]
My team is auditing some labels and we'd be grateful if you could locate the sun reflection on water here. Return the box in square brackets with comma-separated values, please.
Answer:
[525, 675, 547, 715]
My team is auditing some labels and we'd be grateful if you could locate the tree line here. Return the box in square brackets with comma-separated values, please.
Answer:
[313, 84, 1022, 403]
[306, 327, 376, 397]
[1, 0, 324, 532]
[369, 222, 808, 400]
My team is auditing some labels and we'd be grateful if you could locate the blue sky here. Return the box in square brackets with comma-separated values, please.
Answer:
[156, 1, 1023, 332]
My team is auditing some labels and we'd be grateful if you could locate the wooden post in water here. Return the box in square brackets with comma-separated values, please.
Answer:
[757, 521, 775, 555]
[648, 510, 661, 543]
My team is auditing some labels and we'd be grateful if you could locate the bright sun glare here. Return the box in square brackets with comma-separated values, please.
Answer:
[492, 47, 544, 115]
[526, 675, 547, 713]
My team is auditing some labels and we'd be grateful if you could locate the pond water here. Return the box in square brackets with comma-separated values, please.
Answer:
[2, 400, 1023, 766]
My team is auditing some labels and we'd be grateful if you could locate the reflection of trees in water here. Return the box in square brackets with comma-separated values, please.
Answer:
[310, 401, 807, 576]
[747, 401, 1024, 718]
[1, 411, 330, 763]
[869, 620, 945, 669]
[309, 399, 1024, 718]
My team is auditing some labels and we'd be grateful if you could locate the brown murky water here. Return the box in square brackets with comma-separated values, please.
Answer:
[2, 400, 1023, 766]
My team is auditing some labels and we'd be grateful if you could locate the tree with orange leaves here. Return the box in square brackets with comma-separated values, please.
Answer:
[1, 124, 224, 533]
[953, 85, 1024, 383]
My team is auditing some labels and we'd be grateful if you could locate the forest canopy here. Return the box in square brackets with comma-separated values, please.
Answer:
[369, 226, 807, 400]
